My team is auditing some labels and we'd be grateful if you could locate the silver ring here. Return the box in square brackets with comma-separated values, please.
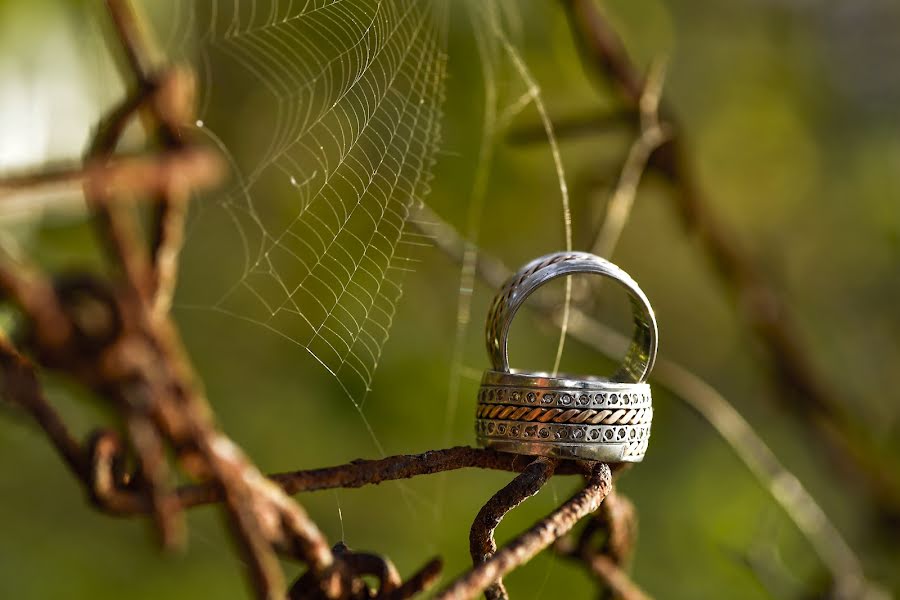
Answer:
[476, 370, 653, 462]
[476, 252, 658, 462]
[485, 251, 657, 383]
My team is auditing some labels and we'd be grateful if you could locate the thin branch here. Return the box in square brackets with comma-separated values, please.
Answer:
[561, 0, 644, 104]
[436, 463, 612, 600]
[470, 457, 557, 600]
[506, 109, 635, 145]
[591, 59, 669, 259]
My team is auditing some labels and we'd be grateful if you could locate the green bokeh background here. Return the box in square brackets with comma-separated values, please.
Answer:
[0, 1, 898, 598]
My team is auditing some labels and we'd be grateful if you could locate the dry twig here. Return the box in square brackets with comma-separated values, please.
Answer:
[591, 59, 669, 259]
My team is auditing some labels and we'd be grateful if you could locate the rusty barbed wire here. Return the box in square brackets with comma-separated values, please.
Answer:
[0, 2, 628, 599]
[470, 457, 558, 600]
[554, 489, 651, 600]
[438, 463, 613, 600]
[1, 1, 889, 599]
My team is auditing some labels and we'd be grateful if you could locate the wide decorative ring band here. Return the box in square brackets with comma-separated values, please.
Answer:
[476, 370, 653, 462]
[485, 251, 657, 383]
[476, 252, 658, 463]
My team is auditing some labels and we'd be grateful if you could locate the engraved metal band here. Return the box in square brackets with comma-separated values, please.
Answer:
[478, 370, 651, 409]
[477, 253, 658, 462]
[485, 252, 658, 383]
[476, 420, 651, 462]
[476, 369, 653, 462]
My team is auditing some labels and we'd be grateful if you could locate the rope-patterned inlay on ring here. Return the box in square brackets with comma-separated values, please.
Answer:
[476, 403, 652, 426]
[624, 438, 649, 458]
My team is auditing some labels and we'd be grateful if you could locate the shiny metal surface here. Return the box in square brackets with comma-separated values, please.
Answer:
[485, 251, 657, 383]
[476, 252, 658, 462]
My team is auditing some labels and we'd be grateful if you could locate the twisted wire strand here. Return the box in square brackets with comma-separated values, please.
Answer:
[476, 404, 652, 425]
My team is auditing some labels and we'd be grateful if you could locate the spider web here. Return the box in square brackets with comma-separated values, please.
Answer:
[160, 0, 450, 434]
[154, 0, 574, 464]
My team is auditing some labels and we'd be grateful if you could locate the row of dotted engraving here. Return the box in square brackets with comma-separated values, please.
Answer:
[475, 419, 651, 443]
[478, 387, 651, 409]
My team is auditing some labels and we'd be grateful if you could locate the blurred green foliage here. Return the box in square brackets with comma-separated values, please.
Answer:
[0, 0, 898, 598]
